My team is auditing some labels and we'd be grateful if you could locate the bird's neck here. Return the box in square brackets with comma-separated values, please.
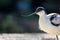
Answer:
[37, 11, 46, 18]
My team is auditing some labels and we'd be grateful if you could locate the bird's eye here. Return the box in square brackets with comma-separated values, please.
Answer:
[36, 7, 45, 13]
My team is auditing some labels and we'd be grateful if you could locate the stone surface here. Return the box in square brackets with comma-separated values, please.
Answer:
[0, 33, 58, 40]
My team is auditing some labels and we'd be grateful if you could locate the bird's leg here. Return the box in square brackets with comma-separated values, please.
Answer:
[56, 35, 59, 40]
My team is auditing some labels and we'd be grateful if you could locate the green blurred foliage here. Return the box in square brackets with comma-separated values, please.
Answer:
[2, 15, 25, 33]
[0, 0, 45, 33]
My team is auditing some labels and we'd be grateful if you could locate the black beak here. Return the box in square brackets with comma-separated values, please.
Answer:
[36, 7, 45, 13]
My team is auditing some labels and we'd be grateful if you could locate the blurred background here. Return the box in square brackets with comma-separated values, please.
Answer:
[0, 0, 60, 33]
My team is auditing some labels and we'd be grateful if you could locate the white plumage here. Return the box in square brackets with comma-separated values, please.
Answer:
[36, 7, 60, 35]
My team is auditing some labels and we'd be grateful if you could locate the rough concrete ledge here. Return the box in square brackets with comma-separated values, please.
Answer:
[0, 33, 58, 40]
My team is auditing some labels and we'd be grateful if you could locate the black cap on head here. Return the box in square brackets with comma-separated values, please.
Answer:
[36, 7, 45, 13]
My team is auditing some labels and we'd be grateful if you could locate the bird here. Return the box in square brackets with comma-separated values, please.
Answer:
[36, 7, 60, 35]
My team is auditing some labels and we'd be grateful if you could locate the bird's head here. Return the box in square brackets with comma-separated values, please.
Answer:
[36, 7, 46, 17]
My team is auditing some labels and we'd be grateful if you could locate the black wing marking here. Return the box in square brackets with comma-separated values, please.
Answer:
[50, 14, 60, 27]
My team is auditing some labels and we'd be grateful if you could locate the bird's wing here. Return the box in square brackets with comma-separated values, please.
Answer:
[47, 13, 56, 19]
[43, 13, 57, 27]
